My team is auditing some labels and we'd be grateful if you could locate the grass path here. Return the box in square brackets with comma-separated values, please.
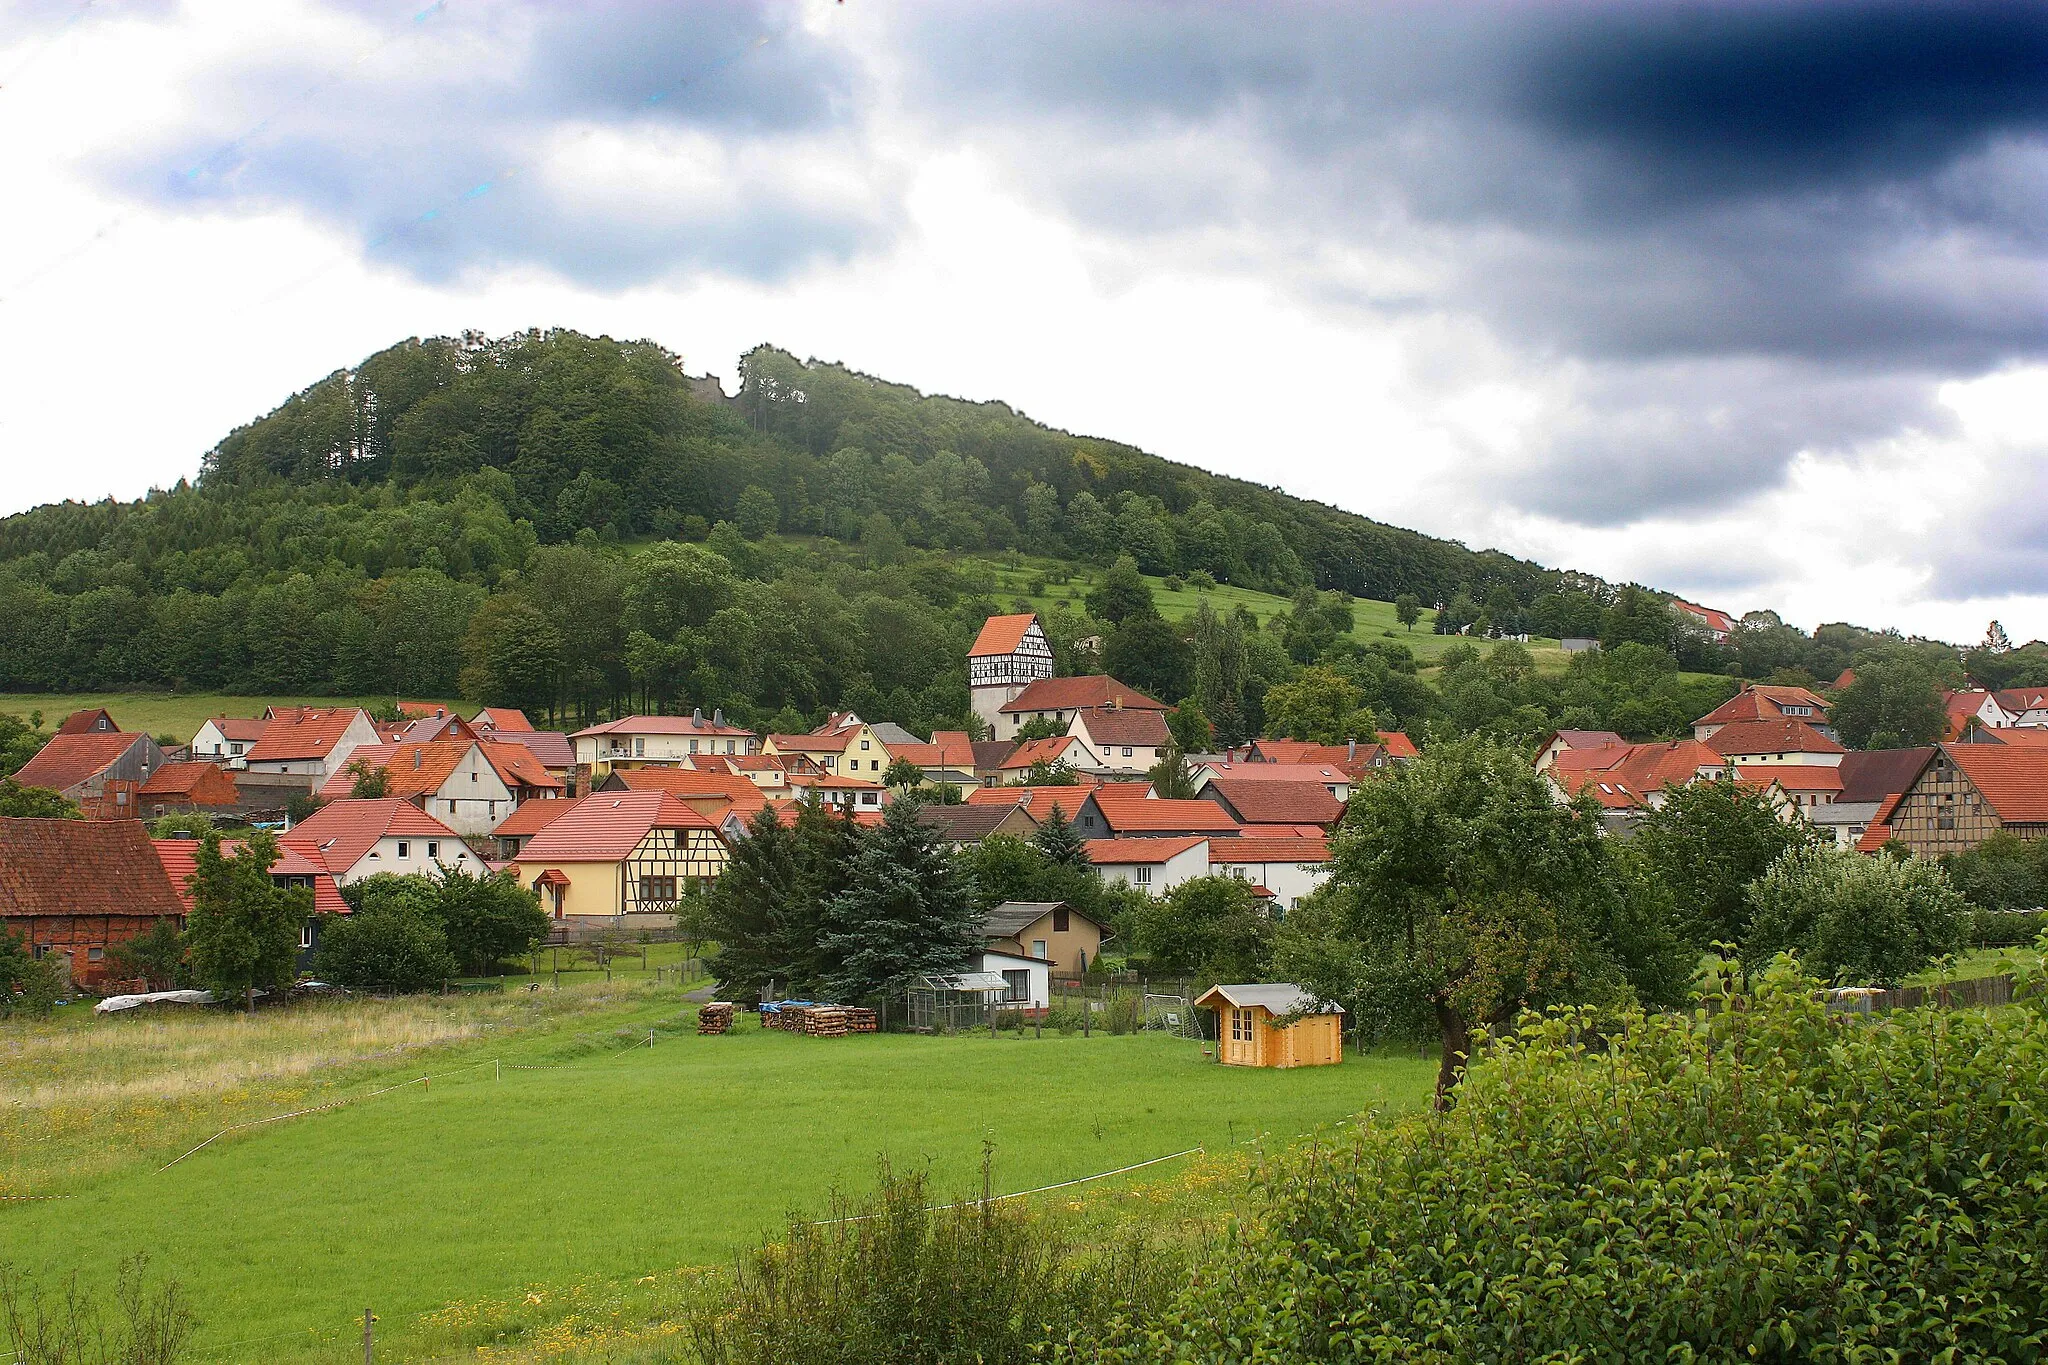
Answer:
[4, 989, 1433, 1361]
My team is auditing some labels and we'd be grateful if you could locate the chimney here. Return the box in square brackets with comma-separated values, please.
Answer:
[712, 708, 724, 727]
[413, 750, 423, 769]
[693, 707, 705, 725]
[1348, 738, 1357, 763]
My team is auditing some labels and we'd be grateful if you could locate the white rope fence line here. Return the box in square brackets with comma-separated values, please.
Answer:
[155, 1060, 493, 1173]
[805, 1145, 1206, 1226]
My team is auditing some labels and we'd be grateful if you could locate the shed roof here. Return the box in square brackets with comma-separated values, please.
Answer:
[1194, 983, 1344, 1015]
[138, 762, 238, 799]
[489, 797, 581, 838]
[473, 707, 534, 732]
[11, 732, 147, 793]
[981, 901, 1072, 937]
[152, 837, 347, 917]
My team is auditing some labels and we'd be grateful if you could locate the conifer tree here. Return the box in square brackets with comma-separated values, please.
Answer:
[705, 804, 801, 1004]
[783, 797, 863, 991]
[819, 796, 979, 1002]
[1032, 804, 1089, 868]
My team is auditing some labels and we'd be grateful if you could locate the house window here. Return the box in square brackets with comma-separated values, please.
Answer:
[640, 875, 678, 904]
[1135, 865, 1153, 885]
[396, 842, 409, 858]
[88, 947, 104, 962]
[446, 800, 457, 815]
[725, 740, 736, 754]
[861, 739, 871, 750]
[1053, 905, 1070, 933]
[299, 924, 313, 950]
[1001, 969, 1030, 1002]
[426, 841, 440, 859]
[1122, 747, 1132, 758]
[634, 738, 645, 757]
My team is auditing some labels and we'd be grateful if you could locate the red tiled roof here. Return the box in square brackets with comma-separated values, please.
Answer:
[1209, 835, 1330, 865]
[1733, 765, 1843, 793]
[1090, 784, 1241, 833]
[1084, 835, 1209, 865]
[1832, 668, 1857, 691]
[1856, 792, 1904, 853]
[1984, 728, 2048, 747]
[283, 798, 462, 873]
[1073, 706, 1171, 748]
[1944, 744, 2048, 824]
[768, 733, 854, 754]
[473, 708, 534, 733]
[1671, 600, 1737, 634]
[1000, 676, 1166, 715]
[1001, 736, 1083, 770]
[1378, 732, 1419, 760]
[1945, 690, 1996, 737]
[480, 741, 562, 791]
[0, 818, 185, 921]
[1695, 684, 1830, 728]
[964, 785, 1095, 819]
[1199, 762, 1349, 786]
[1547, 729, 1627, 752]
[57, 709, 120, 736]
[769, 804, 885, 829]
[152, 838, 347, 917]
[1994, 689, 2048, 714]
[248, 709, 367, 763]
[486, 730, 575, 770]
[1704, 720, 1845, 758]
[517, 791, 717, 862]
[608, 767, 768, 816]
[969, 613, 1039, 657]
[926, 732, 980, 768]
[490, 797, 581, 837]
[12, 732, 146, 793]
[208, 716, 269, 743]
[1236, 823, 1329, 838]
[1550, 740, 1724, 804]
[138, 762, 239, 801]
[571, 714, 756, 739]
[1203, 778, 1343, 826]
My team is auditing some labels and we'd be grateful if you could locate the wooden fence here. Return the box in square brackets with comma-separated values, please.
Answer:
[1825, 974, 2020, 1014]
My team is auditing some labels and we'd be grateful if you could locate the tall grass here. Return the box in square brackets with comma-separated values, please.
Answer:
[0, 982, 658, 1191]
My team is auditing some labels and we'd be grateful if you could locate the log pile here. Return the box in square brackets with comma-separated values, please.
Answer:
[801, 1006, 849, 1037]
[843, 1007, 877, 1034]
[698, 1002, 736, 1035]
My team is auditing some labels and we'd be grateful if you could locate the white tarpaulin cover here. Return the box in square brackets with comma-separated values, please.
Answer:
[94, 989, 216, 1013]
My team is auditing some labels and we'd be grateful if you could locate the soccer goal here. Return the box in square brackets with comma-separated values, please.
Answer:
[1142, 992, 1202, 1040]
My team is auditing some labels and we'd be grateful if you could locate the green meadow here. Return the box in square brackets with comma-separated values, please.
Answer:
[0, 693, 465, 744]
[3, 982, 1433, 1362]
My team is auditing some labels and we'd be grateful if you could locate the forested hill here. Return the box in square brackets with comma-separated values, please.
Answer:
[2, 326, 1958, 743]
[181, 330, 1577, 604]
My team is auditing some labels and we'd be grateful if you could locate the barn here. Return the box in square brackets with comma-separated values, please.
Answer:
[1195, 983, 1344, 1069]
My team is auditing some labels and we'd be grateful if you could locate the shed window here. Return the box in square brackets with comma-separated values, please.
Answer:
[1231, 1008, 1253, 1042]
[299, 924, 313, 950]
[1001, 969, 1029, 1001]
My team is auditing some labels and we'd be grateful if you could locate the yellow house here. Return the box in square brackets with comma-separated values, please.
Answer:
[510, 792, 728, 925]
[980, 900, 1107, 976]
[1195, 984, 1344, 1069]
[763, 712, 892, 779]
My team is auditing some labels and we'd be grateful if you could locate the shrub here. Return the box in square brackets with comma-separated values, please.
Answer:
[1105, 957, 2048, 1364]
[689, 1157, 1183, 1365]
[0, 1254, 194, 1365]
[313, 900, 455, 992]
[1744, 846, 1968, 985]
[1971, 907, 2048, 948]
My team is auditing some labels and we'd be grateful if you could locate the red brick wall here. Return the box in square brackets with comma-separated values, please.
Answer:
[9, 914, 183, 991]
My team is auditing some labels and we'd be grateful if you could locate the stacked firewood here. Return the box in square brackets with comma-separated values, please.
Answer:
[802, 1005, 849, 1037]
[843, 1007, 877, 1033]
[698, 1002, 736, 1035]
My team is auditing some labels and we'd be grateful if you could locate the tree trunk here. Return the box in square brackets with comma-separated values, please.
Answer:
[245, 985, 256, 1014]
[1433, 1001, 1471, 1110]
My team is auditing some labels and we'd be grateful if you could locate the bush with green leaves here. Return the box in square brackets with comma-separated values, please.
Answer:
[313, 887, 455, 992]
[1973, 907, 2048, 948]
[1743, 845, 1968, 985]
[1101, 956, 2048, 1364]
[1943, 830, 2048, 914]
[689, 1156, 1183, 1365]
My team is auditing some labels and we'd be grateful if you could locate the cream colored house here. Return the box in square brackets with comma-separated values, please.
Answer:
[510, 791, 729, 924]
[764, 713, 892, 779]
[570, 712, 758, 778]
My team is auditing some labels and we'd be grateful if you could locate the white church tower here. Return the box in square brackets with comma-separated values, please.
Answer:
[968, 613, 1055, 737]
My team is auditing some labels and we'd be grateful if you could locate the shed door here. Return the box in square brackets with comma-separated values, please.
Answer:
[1226, 1007, 1258, 1063]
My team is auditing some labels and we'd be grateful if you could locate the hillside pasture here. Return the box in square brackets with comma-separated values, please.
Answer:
[0, 692, 465, 745]
[2, 985, 1433, 1362]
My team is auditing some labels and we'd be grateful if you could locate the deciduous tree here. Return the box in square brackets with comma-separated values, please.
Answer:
[184, 831, 309, 1010]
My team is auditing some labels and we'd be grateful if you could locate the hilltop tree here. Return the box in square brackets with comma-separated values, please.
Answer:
[1394, 593, 1421, 631]
[819, 797, 979, 1002]
[1086, 555, 1154, 625]
[183, 830, 310, 1011]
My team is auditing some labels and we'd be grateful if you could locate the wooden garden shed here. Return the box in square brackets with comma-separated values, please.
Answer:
[1195, 984, 1344, 1069]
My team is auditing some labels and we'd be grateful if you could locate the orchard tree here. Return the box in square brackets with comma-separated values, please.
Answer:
[1295, 737, 1688, 1104]
[1261, 666, 1374, 745]
[1086, 554, 1155, 625]
[1394, 594, 1421, 631]
[314, 896, 455, 992]
[184, 831, 310, 1010]
[1130, 875, 1272, 980]
[434, 865, 549, 975]
[1632, 778, 1817, 951]
[1744, 846, 1968, 985]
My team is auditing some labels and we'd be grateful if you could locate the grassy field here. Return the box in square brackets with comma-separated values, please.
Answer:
[0, 692, 465, 743]
[2, 982, 1434, 1362]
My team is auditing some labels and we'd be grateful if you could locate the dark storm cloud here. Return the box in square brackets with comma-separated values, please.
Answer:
[102, 0, 881, 285]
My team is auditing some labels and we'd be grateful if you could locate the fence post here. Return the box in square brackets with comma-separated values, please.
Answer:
[363, 1307, 375, 1364]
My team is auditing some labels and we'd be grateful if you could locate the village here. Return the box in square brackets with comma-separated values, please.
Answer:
[6, 601, 2045, 1034]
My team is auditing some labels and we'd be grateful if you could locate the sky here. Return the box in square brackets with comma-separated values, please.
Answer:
[2, 0, 2045, 644]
